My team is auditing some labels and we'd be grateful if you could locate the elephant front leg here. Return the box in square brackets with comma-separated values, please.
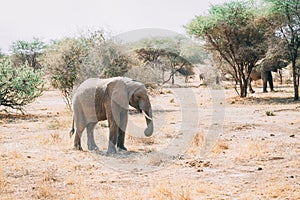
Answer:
[263, 80, 268, 93]
[267, 71, 274, 92]
[117, 130, 127, 151]
[117, 111, 128, 151]
[107, 123, 118, 154]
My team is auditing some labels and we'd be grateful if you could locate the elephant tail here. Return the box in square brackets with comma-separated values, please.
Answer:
[69, 117, 75, 138]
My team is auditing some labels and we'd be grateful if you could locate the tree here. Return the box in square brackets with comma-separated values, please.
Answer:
[186, 1, 268, 97]
[43, 38, 86, 109]
[132, 36, 204, 85]
[11, 38, 46, 71]
[79, 37, 131, 81]
[0, 49, 5, 59]
[0, 58, 44, 112]
[264, 0, 300, 100]
[43, 31, 132, 109]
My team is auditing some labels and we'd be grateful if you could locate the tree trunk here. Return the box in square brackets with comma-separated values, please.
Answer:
[240, 82, 247, 97]
[239, 77, 248, 98]
[171, 67, 175, 85]
[292, 59, 299, 101]
[279, 69, 283, 85]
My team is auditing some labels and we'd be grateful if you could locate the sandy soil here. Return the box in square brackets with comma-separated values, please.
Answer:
[0, 83, 299, 199]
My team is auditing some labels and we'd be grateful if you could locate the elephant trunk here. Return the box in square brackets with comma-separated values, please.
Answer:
[143, 108, 153, 137]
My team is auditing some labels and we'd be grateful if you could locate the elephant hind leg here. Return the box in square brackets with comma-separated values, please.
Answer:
[74, 125, 84, 151]
[86, 122, 99, 151]
[249, 78, 255, 93]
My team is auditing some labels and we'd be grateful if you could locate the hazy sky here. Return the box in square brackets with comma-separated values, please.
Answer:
[0, 0, 229, 53]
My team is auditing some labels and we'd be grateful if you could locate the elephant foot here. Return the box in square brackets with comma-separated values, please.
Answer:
[249, 90, 255, 94]
[263, 90, 268, 93]
[118, 146, 127, 152]
[107, 141, 117, 154]
[88, 144, 99, 151]
[73, 144, 83, 151]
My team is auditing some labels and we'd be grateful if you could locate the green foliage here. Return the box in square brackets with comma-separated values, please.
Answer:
[186, 0, 269, 97]
[80, 38, 130, 81]
[131, 36, 206, 84]
[43, 38, 85, 108]
[11, 38, 46, 70]
[0, 49, 5, 59]
[0, 58, 44, 112]
[264, 0, 300, 100]
[187, 1, 255, 37]
[43, 31, 131, 108]
[265, 0, 300, 15]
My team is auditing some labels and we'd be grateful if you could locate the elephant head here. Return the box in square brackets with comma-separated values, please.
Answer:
[127, 81, 154, 137]
[108, 78, 154, 137]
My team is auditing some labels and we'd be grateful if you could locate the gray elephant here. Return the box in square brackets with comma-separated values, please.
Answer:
[69, 77, 154, 154]
[249, 68, 275, 93]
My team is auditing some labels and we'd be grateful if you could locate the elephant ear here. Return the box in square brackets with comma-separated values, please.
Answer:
[106, 79, 129, 111]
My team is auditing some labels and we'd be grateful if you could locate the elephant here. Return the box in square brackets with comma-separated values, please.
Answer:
[69, 77, 154, 154]
[249, 68, 275, 93]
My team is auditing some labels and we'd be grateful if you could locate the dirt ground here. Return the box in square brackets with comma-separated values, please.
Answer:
[0, 82, 299, 199]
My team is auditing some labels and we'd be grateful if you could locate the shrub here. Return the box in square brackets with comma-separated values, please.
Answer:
[43, 38, 84, 109]
[0, 58, 45, 112]
[265, 110, 275, 116]
[43, 31, 132, 109]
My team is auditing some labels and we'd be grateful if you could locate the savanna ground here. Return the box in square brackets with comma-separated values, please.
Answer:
[0, 78, 299, 199]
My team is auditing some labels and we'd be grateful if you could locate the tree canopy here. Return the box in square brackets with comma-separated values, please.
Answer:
[264, 0, 300, 100]
[187, 0, 269, 97]
[132, 36, 206, 85]
[10, 38, 46, 71]
[43, 31, 132, 108]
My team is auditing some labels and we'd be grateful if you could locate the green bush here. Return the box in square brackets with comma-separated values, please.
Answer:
[43, 38, 86, 109]
[0, 58, 44, 112]
[43, 31, 132, 109]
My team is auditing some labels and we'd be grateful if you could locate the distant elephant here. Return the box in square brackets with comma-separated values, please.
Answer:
[249, 68, 275, 93]
[69, 77, 154, 154]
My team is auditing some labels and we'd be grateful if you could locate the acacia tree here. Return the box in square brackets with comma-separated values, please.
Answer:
[133, 36, 204, 85]
[11, 38, 46, 71]
[186, 1, 268, 97]
[265, 0, 300, 100]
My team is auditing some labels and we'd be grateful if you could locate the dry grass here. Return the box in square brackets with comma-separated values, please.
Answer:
[127, 135, 157, 146]
[236, 140, 268, 161]
[212, 140, 229, 154]
[1, 88, 299, 199]
[0, 166, 6, 194]
[256, 177, 298, 199]
[187, 131, 204, 154]
[151, 181, 192, 200]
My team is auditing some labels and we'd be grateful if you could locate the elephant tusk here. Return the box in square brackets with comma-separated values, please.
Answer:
[142, 110, 152, 121]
